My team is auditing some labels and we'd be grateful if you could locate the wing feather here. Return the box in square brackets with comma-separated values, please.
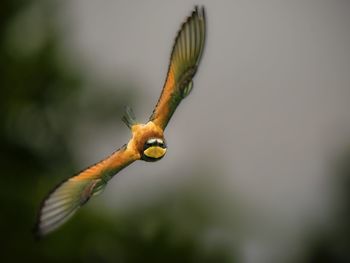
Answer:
[35, 145, 139, 237]
[150, 6, 206, 129]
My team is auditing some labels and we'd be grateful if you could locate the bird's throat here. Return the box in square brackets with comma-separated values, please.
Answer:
[144, 146, 167, 159]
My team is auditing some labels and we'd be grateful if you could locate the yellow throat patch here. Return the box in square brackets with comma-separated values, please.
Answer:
[144, 146, 167, 159]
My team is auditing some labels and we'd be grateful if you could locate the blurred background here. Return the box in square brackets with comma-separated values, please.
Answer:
[1, 0, 350, 262]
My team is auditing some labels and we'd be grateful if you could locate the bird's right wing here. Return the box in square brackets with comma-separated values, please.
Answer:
[35, 144, 140, 237]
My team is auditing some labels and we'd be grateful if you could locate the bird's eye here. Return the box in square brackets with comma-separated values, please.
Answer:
[145, 138, 166, 148]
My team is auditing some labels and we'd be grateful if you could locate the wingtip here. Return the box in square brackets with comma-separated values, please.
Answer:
[33, 193, 46, 240]
[32, 221, 44, 241]
[193, 5, 205, 19]
[33, 205, 53, 240]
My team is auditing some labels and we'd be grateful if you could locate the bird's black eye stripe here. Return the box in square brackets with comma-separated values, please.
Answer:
[144, 138, 166, 149]
[149, 142, 162, 147]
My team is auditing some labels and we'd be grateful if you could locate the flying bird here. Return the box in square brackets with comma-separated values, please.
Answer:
[35, 6, 206, 237]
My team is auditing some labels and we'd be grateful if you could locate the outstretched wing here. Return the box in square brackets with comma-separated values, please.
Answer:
[150, 6, 206, 129]
[35, 145, 140, 237]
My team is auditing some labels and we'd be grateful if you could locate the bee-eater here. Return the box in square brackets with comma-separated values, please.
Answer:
[35, 6, 206, 237]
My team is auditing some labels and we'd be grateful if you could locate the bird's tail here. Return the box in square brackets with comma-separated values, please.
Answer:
[122, 105, 137, 128]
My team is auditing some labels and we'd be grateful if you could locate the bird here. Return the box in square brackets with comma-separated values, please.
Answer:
[35, 6, 206, 237]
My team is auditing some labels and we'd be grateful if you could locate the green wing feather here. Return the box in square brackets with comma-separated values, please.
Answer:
[150, 6, 206, 129]
[35, 145, 139, 237]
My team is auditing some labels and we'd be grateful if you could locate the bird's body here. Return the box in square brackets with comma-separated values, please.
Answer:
[129, 121, 165, 158]
[35, 6, 206, 237]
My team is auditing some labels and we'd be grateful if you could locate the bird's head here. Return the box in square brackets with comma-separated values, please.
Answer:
[141, 137, 167, 162]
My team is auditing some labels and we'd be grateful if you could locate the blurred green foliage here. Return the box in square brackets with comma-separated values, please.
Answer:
[0, 0, 233, 262]
[303, 148, 350, 263]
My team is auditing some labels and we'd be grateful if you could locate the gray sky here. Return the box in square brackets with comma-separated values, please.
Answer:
[57, 1, 350, 262]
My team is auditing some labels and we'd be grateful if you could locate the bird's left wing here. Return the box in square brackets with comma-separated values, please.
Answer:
[35, 144, 140, 237]
[150, 6, 206, 130]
